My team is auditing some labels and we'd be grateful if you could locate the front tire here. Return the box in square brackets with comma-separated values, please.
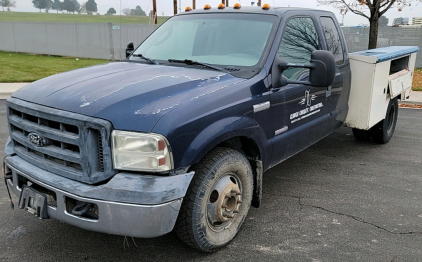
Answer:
[371, 97, 398, 144]
[175, 147, 253, 252]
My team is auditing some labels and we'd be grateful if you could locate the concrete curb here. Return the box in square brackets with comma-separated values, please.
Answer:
[399, 101, 422, 106]
[0, 83, 30, 99]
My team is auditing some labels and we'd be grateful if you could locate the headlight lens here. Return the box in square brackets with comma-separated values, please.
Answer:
[112, 131, 173, 172]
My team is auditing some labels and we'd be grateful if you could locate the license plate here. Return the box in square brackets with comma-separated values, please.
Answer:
[18, 185, 49, 219]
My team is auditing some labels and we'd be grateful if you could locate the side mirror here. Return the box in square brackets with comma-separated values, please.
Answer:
[309, 50, 336, 87]
[125, 42, 134, 58]
[277, 50, 336, 87]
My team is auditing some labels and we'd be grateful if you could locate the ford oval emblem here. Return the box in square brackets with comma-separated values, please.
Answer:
[28, 133, 48, 147]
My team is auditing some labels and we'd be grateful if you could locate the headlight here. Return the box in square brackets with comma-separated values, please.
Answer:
[111, 130, 173, 172]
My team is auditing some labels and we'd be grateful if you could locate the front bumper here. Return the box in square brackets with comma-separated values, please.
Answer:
[4, 154, 194, 238]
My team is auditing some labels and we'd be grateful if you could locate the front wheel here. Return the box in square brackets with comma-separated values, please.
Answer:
[175, 147, 253, 252]
[371, 97, 398, 144]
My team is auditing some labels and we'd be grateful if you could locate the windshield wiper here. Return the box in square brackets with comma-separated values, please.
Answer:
[168, 59, 229, 73]
[132, 54, 159, 65]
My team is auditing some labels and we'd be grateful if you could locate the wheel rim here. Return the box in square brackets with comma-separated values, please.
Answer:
[206, 173, 242, 232]
[386, 102, 396, 133]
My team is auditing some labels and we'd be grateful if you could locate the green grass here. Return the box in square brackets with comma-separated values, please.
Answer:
[413, 68, 422, 91]
[0, 51, 107, 82]
[0, 11, 169, 24]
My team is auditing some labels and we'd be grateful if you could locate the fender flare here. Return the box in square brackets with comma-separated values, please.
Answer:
[179, 116, 267, 168]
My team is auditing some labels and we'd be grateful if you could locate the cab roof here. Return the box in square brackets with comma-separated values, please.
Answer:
[175, 6, 335, 17]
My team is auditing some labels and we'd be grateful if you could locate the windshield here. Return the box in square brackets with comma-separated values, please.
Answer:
[132, 13, 277, 67]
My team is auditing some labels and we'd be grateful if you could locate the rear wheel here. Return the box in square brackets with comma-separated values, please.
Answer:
[352, 128, 372, 141]
[371, 97, 398, 144]
[175, 147, 253, 252]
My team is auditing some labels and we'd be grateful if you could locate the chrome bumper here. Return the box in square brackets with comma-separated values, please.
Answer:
[4, 155, 194, 238]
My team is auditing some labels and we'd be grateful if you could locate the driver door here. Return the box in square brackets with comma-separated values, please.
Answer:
[270, 16, 331, 165]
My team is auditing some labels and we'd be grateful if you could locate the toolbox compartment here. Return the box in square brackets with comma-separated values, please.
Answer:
[344, 46, 419, 130]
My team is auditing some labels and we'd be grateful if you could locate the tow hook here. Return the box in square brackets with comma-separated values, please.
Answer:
[71, 203, 93, 216]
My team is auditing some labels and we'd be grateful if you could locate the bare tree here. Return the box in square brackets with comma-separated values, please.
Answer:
[279, 18, 319, 63]
[80, 1, 86, 13]
[122, 7, 130, 15]
[317, 0, 422, 49]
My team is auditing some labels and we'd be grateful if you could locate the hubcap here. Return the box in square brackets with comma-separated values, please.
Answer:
[206, 173, 242, 231]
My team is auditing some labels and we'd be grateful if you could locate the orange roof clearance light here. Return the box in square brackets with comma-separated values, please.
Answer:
[218, 3, 225, 9]
[262, 3, 270, 10]
[233, 3, 241, 9]
[204, 4, 211, 10]
[185, 6, 192, 11]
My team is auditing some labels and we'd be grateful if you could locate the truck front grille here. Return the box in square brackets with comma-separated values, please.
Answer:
[7, 98, 116, 184]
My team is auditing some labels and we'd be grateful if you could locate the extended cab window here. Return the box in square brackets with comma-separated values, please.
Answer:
[278, 17, 320, 81]
[320, 16, 344, 65]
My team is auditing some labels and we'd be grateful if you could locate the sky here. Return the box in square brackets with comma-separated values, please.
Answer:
[9, 0, 422, 26]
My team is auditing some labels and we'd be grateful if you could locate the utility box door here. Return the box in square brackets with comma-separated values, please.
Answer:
[389, 70, 413, 98]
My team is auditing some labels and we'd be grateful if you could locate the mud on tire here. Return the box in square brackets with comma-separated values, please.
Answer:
[175, 147, 253, 252]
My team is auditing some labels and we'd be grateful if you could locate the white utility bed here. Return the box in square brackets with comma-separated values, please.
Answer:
[344, 46, 419, 130]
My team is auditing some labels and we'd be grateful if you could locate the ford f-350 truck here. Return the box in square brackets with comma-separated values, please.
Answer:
[3, 4, 419, 252]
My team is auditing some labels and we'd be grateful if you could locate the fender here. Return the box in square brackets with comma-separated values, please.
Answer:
[179, 116, 267, 168]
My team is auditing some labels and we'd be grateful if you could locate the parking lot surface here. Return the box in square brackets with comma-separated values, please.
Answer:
[1, 99, 421, 261]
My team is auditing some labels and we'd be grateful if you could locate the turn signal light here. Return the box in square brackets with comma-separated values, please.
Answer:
[185, 6, 192, 11]
[204, 4, 211, 10]
[233, 3, 241, 9]
[218, 3, 225, 9]
[262, 3, 270, 10]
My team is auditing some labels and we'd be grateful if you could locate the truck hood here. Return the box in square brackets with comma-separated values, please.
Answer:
[12, 62, 244, 132]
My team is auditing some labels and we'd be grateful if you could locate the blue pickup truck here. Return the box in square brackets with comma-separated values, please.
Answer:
[3, 4, 417, 252]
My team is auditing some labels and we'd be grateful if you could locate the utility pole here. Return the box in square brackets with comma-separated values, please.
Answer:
[193, 0, 196, 9]
[226, 0, 229, 6]
[152, 0, 157, 24]
[173, 0, 177, 15]
[257, 0, 261, 6]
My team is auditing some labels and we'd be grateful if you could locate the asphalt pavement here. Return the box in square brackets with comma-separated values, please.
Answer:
[0, 100, 422, 261]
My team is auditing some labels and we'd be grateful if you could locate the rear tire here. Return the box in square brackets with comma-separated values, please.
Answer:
[352, 128, 371, 141]
[371, 97, 398, 144]
[175, 147, 253, 252]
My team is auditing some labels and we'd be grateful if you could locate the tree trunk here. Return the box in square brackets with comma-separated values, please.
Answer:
[368, 2, 381, 51]
[173, 0, 177, 15]
[152, 0, 157, 24]
[368, 17, 379, 49]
